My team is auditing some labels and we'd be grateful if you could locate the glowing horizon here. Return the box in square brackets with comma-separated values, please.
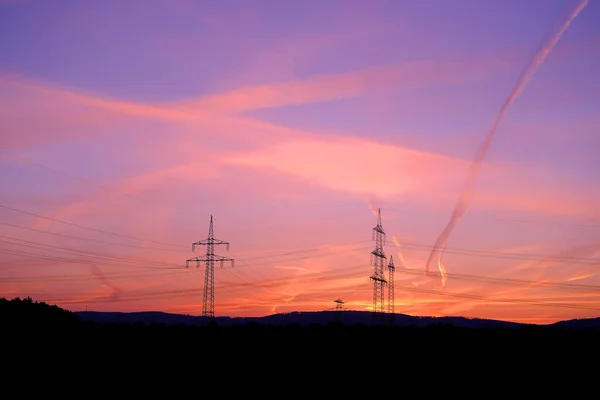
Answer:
[1, 0, 599, 325]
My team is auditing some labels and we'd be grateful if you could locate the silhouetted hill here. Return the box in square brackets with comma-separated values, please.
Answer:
[548, 317, 600, 330]
[73, 309, 526, 329]
[74, 309, 600, 330]
[3, 296, 596, 330]
[3, 297, 600, 366]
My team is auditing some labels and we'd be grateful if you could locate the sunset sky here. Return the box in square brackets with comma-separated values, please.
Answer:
[1, 0, 599, 325]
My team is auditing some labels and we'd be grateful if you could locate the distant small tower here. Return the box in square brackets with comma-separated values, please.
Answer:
[387, 255, 395, 325]
[334, 298, 345, 324]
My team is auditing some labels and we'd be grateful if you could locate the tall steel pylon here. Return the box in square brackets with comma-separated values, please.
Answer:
[185, 215, 234, 319]
[387, 255, 395, 325]
[369, 208, 387, 325]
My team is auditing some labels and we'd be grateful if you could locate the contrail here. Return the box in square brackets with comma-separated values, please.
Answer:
[391, 236, 408, 268]
[437, 244, 448, 287]
[367, 202, 378, 217]
[91, 264, 122, 302]
[425, 0, 590, 277]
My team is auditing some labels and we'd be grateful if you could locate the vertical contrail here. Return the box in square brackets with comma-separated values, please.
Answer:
[91, 264, 122, 302]
[425, 0, 590, 276]
[391, 236, 408, 268]
[437, 244, 448, 287]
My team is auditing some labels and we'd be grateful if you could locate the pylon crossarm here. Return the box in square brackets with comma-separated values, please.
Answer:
[193, 238, 229, 245]
[186, 258, 203, 267]
[211, 255, 233, 263]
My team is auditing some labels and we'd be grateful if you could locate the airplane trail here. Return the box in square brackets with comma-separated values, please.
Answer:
[424, 0, 590, 278]
[437, 244, 448, 287]
[91, 264, 122, 302]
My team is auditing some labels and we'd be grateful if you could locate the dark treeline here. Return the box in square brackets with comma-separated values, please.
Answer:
[4, 297, 594, 393]
[3, 297, 599, 366]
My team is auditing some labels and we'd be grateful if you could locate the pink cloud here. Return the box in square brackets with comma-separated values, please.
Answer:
[0, 72, 316, 150]
[224, 136, 599, 218]
[0, 73, 194, 120]
[225, 136, 469, 198]
[172, 56, 513, 114]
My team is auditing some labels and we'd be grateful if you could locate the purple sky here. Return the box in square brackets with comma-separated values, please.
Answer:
[1, 0, 599, 324]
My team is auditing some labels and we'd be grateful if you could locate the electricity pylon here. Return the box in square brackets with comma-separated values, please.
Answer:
[387, 255, 395, 325]
[369, 208, 387, 325]
[185, 215, 234, 319]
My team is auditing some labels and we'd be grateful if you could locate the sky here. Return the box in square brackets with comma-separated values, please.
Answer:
[1, 0, 599, 325]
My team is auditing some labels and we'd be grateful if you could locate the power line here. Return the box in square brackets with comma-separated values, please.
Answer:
[12, 259, 598, 313]
[1, 222, 183, 252]
[3, 198, 596, 273]
[2, 149, 368, 238]
[3, 209, 595, 270]
[0, 203, 374, 259]
[2, 228, 597, 295]
[380, 207, 600, 228]
[235, 240, 370, 263]
[1, 219, 370, 265]
[0, 247, 160, 273]
[1, 150, 196, 215]
[0, 222, 360, 313]
[0, 236, 182, 270]
[388, 241, 600, 265]
[222, 240, 369, 293]
[28, 275, 600, 312]
[3, 228, 599, 315]
[395, 267, 600, 292]
[0, 203, 187, 248]
[0, 267, 188, 283]
[397, 285, 600, 312]
[3, 214, 596, 278]
[4, 242, 597, 309]
[2, 231, 597, 295]
[0, 234, 372, 283]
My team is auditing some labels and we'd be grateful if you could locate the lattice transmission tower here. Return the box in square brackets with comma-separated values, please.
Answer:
[369, 208, 387, 324]
[387, 255, 395, 325]
[185, 215, 234, 319]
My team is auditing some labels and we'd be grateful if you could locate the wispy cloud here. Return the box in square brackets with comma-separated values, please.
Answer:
[170, 56, 513, 114]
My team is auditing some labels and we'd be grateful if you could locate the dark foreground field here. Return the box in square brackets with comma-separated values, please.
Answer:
[1, 297, 597, 390]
